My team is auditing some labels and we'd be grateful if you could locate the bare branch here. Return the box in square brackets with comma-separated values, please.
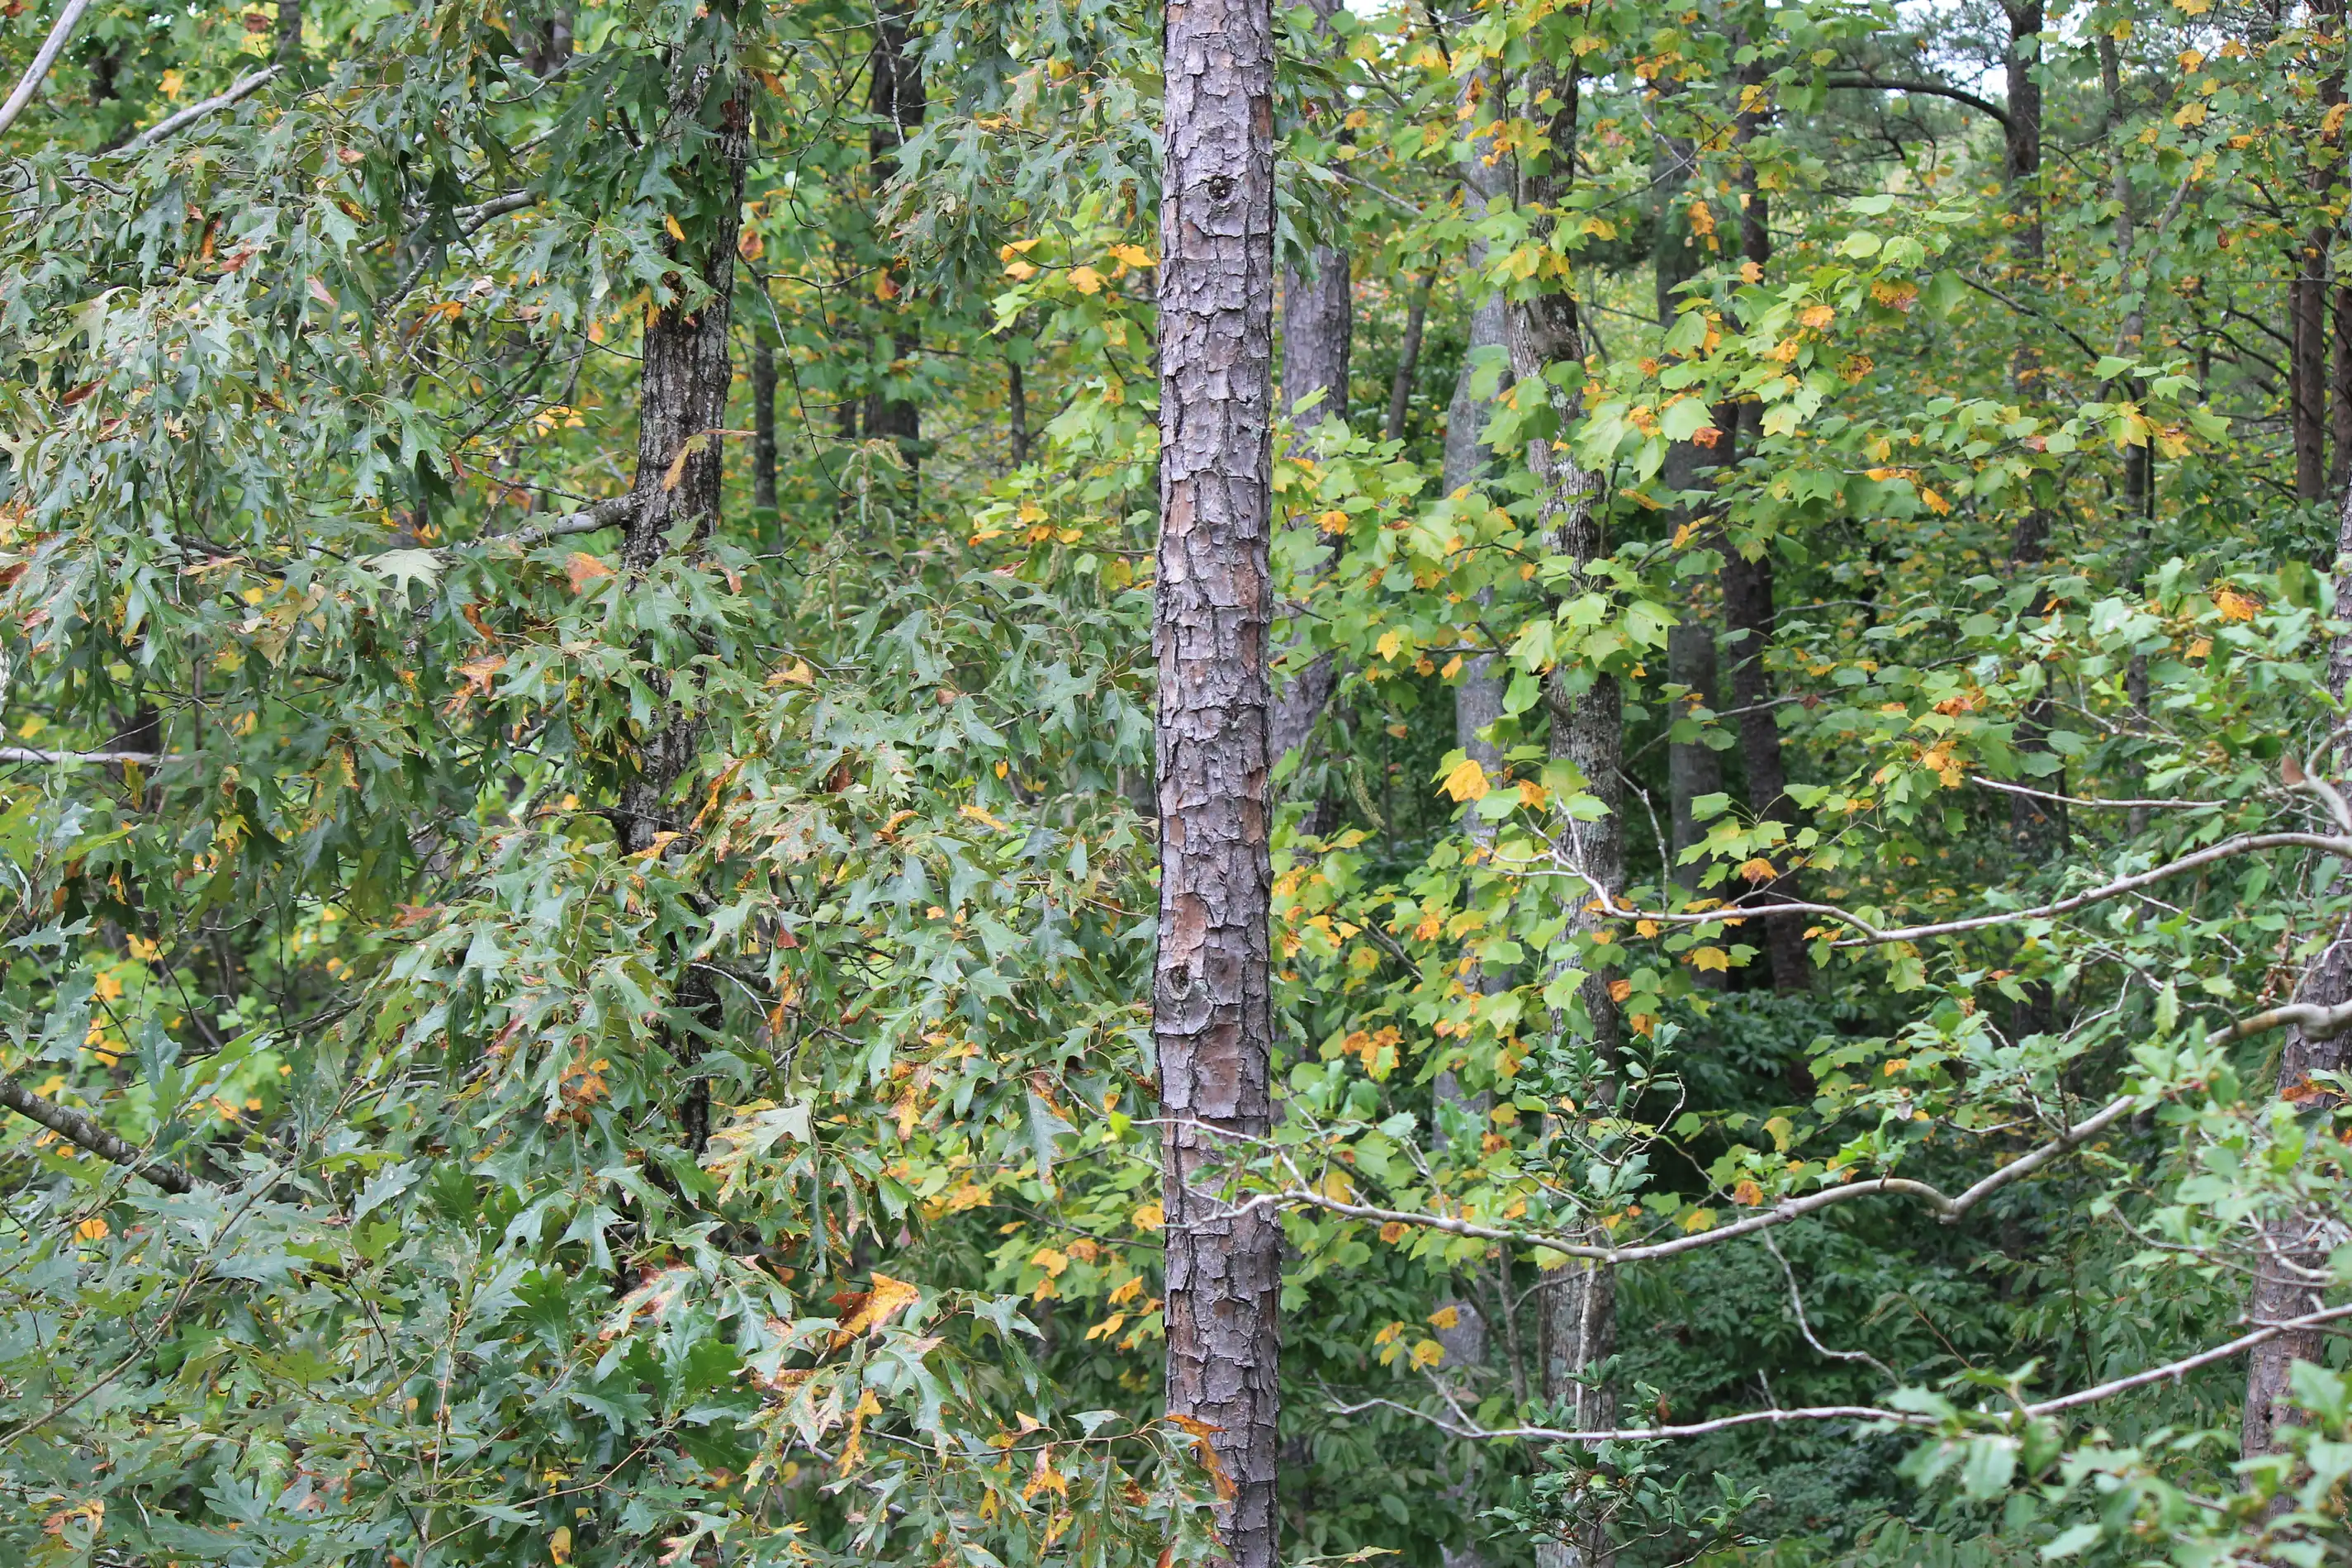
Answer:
[0, 0, 97, 140]
[1263, 1092, 2135, 1262]
[1823, 73, 2012, 130]
[1966, 777, 2222, 813]
[1335, 1304, 2352, 1444]
[0, 1074, 194, 1194]
[120, 64, 282, 153]
[0, 748, 178, 765]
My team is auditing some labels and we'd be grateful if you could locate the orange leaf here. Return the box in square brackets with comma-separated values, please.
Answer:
[564, 552, 614, 593]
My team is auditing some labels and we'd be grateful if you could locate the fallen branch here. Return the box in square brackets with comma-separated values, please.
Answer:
[121, 64, 281, 153]
[0, 1073, 194, 1194]
[1334, 1302, 2352, 1444]
[0, 0, 97, 140]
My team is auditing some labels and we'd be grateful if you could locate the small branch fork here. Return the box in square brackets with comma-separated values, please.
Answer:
[0, 1073, 193, 1194]
[1334, 1302, 2352, 1445]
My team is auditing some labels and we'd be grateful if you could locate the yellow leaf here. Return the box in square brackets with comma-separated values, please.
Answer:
[1737, 857, 1778, 883]
[1107, 244, 1155, 269]
[1441, 758, 1489, 803]
[1031, 1246, 1070, 1277]
[1069, 265, 1104, 294]
[2215, 587, 2261, 623]
[1131, 1201, 1164, 1232]
[829, 1272, 922, 1349]
[77, 1216, 109, 1241]
[1408, 1338, 1445, 1369]
[1084, 1313, 1127, 1342]
[564, 552, 614, 593]
[662, 431, 709, 491]
[1690, 945, 1730, 973]
[1517, 780, 1548, 809]
[1428, 1305, 1460, 1329]
[838, 1388, 884, 1474]
[551, 1526, 573, 1566]
[1376, 629, 1403, 661]
[665, 213, 686, 242]
[1731, 1179, 1763, 1206]
[1681, 1208, 1716, 1233]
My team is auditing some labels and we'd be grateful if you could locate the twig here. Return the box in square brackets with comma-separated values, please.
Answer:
[0, 1073, 194, 1194]
[0, 0, 97, 140]
[121, 64, 281, 152]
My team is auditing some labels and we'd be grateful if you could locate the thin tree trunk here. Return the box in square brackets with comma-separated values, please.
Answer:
[1666, 625, 1722, 902]
[1008, 353, 1031, 466]
[2333, 282, 2352, 496]
[1719, 75, 1813, 994]
[619, 40, 751, 1155]
[275, 0, 301, 62]
[1267, 0, 1354, 783]
[865, 2, 925, 472]
[1384, 274, 1433, 443]
[1498, 54, 1619, 1568]
[752, 333, 778, 512]
[1157, 0, 1280, 1556]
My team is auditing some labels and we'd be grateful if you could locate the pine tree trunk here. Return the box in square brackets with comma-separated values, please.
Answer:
[1157, 0, 1281, 1556]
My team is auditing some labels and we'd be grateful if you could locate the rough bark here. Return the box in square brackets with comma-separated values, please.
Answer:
[2295, 259, 2330, 500]
[619, 43, 751, 1156]
[1, 1073, 193, 1193]
[1282, 249, 1352, 426]
[751, 332, 778, 512]
[1157, 0, 1281, 1557]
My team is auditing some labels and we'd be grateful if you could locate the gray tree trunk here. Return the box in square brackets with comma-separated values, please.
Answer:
[1497, 57, 1619, 1568]
[1267, 0, 1354, 785]
[1157, 0, 1282, 1558]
